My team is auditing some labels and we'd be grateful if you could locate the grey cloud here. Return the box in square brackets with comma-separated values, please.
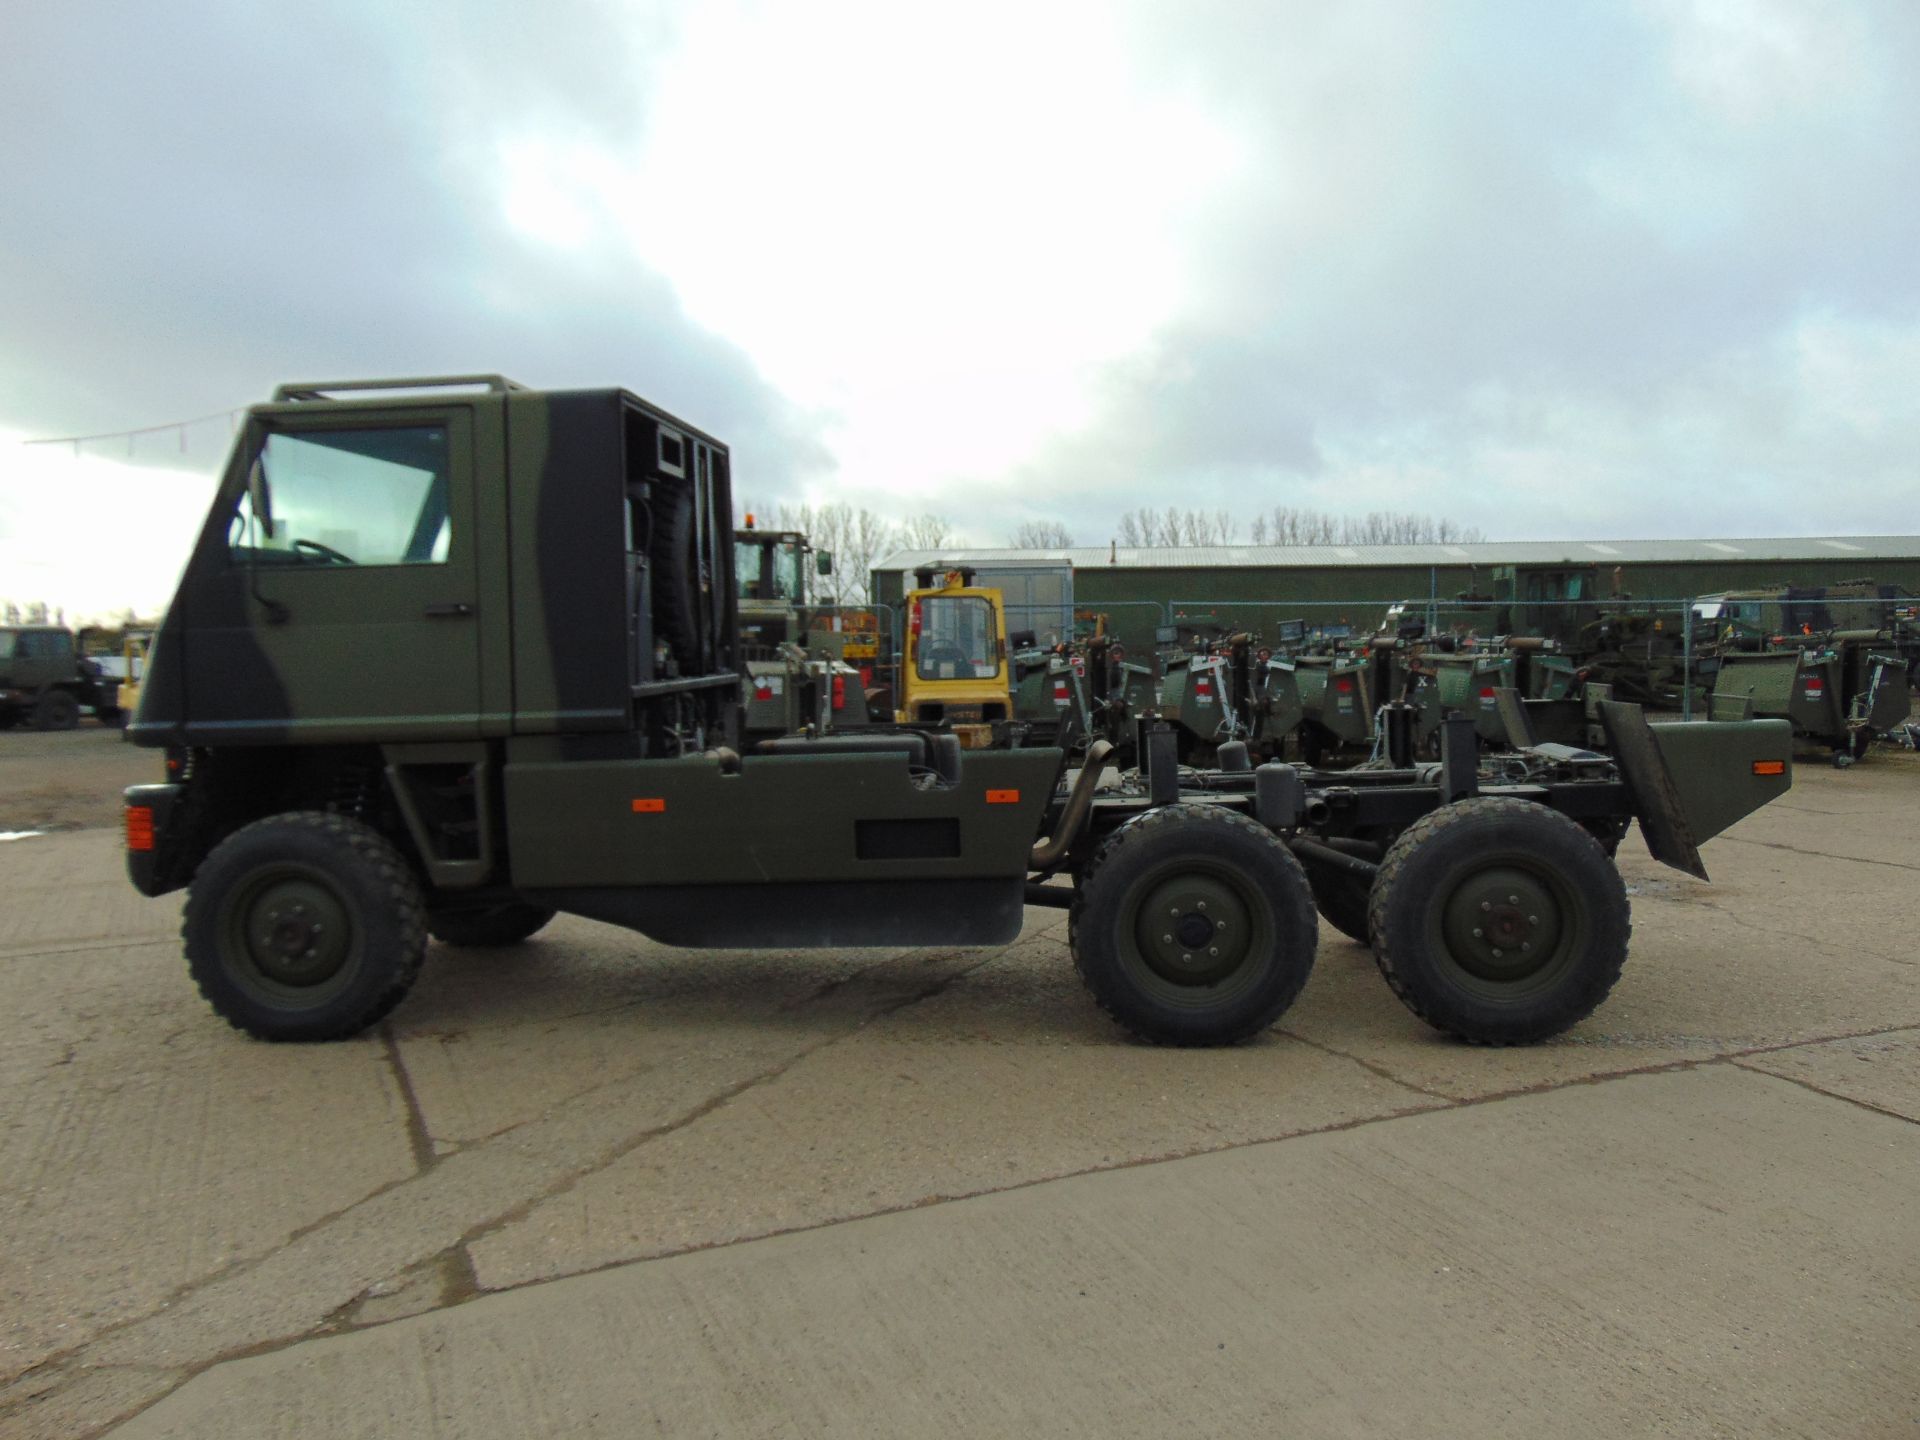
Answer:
[0, 1, 830, 493]
[1009, 0, 1920, 542]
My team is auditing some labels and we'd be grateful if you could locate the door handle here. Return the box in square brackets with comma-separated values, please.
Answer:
[425, 602, 474, 618]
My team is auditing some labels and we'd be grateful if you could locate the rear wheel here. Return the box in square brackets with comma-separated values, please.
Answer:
[184, 812, 427, 1041]
[427, 901, 555, 948]
[33, 691, 80, 731]
[1070, 804, 1318, 1046]
[1369, 797, 1629, 1045]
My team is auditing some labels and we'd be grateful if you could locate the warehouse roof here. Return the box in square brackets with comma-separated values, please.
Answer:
[876, 536, 1920, 571]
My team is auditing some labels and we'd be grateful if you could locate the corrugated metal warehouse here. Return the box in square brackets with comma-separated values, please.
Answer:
[872, 536, 1920, 652]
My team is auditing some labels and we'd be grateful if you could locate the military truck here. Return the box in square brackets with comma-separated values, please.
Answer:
[732, 521, 871, 744]
[124, 375, 1794, 1051]
[0, 625, 123, 729]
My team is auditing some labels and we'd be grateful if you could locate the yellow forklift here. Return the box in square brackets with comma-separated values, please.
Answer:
[897, 564, 1011, 748]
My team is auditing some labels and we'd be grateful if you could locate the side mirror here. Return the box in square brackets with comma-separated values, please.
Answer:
[246, 457, 276, 541]
[815, 552, 834, 576]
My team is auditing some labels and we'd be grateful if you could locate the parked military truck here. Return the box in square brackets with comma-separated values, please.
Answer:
[0, 625, 123, 729]
[124, 375, 1794, 1051]
[732, 521, 870, 743]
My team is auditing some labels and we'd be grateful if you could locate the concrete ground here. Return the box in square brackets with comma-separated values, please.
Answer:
[1, 732, 1916, 1437]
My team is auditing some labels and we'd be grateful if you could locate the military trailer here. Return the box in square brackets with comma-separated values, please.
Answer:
[1712, 643, 1909, 765]
[0, 625, 123, 729]
[125, 375, 1794, 1051]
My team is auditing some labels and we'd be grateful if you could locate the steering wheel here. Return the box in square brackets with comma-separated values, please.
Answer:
[292, 538, 357, 566]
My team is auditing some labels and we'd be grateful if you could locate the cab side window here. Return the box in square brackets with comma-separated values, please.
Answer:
[230, 426, 452, 567]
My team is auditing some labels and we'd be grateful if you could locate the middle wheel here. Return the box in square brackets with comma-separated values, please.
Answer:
[1070, 804, 1318, 1046]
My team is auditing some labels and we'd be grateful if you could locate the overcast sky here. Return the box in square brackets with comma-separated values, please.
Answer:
[3, 0, 1918, 617]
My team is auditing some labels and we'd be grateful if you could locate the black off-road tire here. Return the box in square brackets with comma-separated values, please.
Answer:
[183, 812, 428, 1041]
[1069, 804, 1318, 1046]
[1368, 797, 1630, 1045]
[650, 484, 701, 667]
[1308, 867, 1373, 945]
[427, 901, 555, 948]
[33, 690, 81, 731]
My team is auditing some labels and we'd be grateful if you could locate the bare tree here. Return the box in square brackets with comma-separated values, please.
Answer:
[839, 507, 896, 605]
[1009, 520, 1074, 548]
[1114, 502, 1482, 548]
[899, 513, 954, 551]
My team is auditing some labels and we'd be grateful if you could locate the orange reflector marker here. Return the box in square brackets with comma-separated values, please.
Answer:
[1752, 760, 1786, 777]
[125, 806, 155, 851]
[631, 798, 667, 813]
[985, 789, 1020, 805]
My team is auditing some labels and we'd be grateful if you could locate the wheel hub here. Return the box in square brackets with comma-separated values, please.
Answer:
[1134, 873, 1252, 986]
[238, 876, 352, 987]
[1441, 866, 1562, 982]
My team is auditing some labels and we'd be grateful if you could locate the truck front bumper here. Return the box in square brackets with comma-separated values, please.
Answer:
[124, 783, 186, 897]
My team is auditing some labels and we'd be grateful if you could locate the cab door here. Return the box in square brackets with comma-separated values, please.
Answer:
[188, 405, 484, 742]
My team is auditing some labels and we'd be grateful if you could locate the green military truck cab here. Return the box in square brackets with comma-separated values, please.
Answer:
[128, 376, 1797, 1051]
[0, 626, 120, 729]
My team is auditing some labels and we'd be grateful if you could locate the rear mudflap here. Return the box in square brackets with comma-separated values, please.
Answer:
[1598, 702, 1793, 880]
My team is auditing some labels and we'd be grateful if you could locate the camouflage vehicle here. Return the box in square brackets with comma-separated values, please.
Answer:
[125, 375, 1794, 1051]
[0, 625, 122, 729]
[1694, 579, 1915, 650]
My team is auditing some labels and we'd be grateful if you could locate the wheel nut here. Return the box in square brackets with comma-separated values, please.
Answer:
[1528, 915, 1538, 925]
[1163, 934, 1173, 944]
[1507, 895, 1518, 904]
[1472, 928, 1483, 939]
[1480, 901, 1491, 913]
[1521, 942, 1532, 953]
[1198, 901, 1208, 911]
[1491, 948, 1503, 958]
[1209, 947, 1219, 957]
[1216, 921, 1226, 932]
[1181, 953, 1192, 963]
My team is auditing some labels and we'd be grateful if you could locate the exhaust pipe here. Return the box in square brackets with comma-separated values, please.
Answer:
[1030, 740, 1115, 872]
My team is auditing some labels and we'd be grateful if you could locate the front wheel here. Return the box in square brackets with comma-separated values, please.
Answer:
[1070, 804, 1318, 1046]
[33, 690, 80, 730]
[1369, 797, 1630, 1045]
[183, 812, 427, 1041]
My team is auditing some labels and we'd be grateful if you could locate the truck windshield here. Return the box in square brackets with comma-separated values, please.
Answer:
[735, 539, 803, 602]
[917, 596, 997, 679]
